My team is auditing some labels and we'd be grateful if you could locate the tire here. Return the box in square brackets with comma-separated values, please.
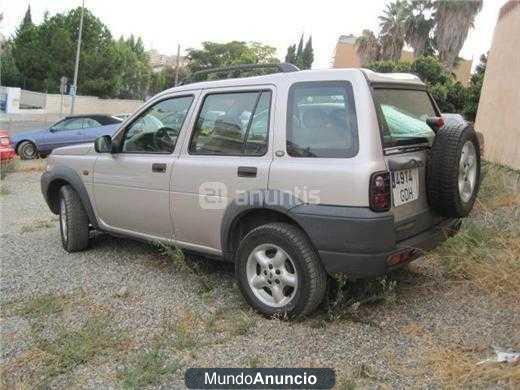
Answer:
[17, 141, 38, 160]
[235, 222, 327, 318]
[427, 122, 481, 217]
[59, 185, 90, 252]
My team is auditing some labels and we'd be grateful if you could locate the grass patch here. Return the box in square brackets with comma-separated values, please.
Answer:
[321, 276, 396, 323]
[426, 163, 520, 299]
[207, 306, 256, 337]
[35, 315, 123, 379]
[426, 344, 520, 388]
[120, 349, 181, 389]
[0, 184, 9, 195]
[20, 218, 55, 233]
[3, 293, 70, 319]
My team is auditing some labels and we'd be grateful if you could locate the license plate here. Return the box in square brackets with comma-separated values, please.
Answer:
[391, 168, 419, 207]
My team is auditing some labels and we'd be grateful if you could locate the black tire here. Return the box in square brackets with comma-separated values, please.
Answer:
[235, 222, 327, 318]
[17, 141, 38, 160]
[59, 185, 90, 252]
[427, 122, 481, 217]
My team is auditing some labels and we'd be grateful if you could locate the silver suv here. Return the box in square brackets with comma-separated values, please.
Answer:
[41, 64, 481, 317]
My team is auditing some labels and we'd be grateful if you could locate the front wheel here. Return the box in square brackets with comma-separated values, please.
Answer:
[59, 185, 90, 252]
[235, 223, 327, 318]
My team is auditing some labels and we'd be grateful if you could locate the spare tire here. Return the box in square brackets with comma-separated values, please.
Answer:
[427, 122, 481, 217]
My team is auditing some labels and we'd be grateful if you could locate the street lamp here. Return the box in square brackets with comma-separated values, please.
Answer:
[70, 0, 85, 115]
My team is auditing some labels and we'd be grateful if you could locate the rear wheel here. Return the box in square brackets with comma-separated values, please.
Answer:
[18, 141, 38, 160]
[59, 185, 90, 252]
[235, 223, 327, 318]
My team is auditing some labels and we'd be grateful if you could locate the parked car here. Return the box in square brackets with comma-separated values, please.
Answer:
[41, 64, 481, 318]
[0, 130, 16, 161]
[11, 114, 123, 160]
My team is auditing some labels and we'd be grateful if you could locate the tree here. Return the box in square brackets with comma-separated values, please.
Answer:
[295, 35, 304, 68]
[22, 5, 33, 28]
[285, 35, 313, 69]
[379, 0, 408, 61]
[186, 41, 278, 76]
[356, 29, 381, 65]
[9, 7, 152, 98]
[285, 44, 296, 64]
[464, 53, 487, 120]
[434, 0, 483, 70]
[302, 36, 314, 69]
[404, 0, 435, 58]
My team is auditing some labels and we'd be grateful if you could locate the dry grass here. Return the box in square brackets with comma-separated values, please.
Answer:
[425, 344, 520, 388]
[426, 163, 520, 299]
[19, 218, 56, 234]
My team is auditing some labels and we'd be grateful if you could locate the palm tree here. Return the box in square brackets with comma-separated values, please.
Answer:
[434, 0, 483, 70]
[355, 30, 381, 65]
[379, 0, 409, 61]
[404, 0, 435, 58]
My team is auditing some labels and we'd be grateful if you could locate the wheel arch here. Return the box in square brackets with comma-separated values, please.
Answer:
[42, 166, 99, 228]
[221, 190, 313, 262]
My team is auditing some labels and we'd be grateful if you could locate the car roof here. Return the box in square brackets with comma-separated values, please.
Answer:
[158, 68, 425, 95]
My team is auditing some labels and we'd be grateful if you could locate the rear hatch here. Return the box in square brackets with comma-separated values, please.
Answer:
[372, 87, 444, 241]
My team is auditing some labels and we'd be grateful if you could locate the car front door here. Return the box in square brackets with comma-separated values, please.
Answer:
[92, 93, 197, 240]
[171, 87, 274, 254]
[41, 118, 86, 152]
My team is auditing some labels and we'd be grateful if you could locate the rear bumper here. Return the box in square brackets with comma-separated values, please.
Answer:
[289, 204, 460, 278]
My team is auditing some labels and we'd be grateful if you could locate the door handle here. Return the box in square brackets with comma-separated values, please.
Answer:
[152, 163, 167, 173]
[237, 166, 257, 177]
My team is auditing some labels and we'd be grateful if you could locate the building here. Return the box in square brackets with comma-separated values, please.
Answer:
[147, 49, 188, 73]
[475, 0, 520, 170]
[332, 34, 473, 86]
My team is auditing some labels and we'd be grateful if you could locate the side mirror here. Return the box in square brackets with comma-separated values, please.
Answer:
[94, 135, 112, 153]
[49, 127, 57, 132]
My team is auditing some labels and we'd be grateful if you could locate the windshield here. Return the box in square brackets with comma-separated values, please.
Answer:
[374, 88, 436, 147]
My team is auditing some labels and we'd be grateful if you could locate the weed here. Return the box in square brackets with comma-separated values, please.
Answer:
[120, 349, 181, 389]
[324, 276, 396, 322]
[35, 315, 123, 379]
[207, 306, 256, 337]
[4, 293, 69, 319]
[157, 310, 202, 351]
[0, 184, 9, 195]
[246, 355, 262, 368]
[20, 218, 55, 233]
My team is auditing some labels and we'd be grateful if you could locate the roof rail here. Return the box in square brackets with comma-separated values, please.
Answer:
[183, 62, 299, 84]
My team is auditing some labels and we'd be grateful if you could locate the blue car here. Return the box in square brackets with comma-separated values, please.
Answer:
[11, 114, 122, 159]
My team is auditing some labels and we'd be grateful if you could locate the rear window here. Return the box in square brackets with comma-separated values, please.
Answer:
[374, 88, 436, 147]
[287, 81, 358, 158]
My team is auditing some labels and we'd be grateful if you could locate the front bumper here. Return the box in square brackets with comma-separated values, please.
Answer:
[289, 205, 460, 278]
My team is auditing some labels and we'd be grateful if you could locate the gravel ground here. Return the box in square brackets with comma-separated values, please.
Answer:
[1, 169, 519, 389]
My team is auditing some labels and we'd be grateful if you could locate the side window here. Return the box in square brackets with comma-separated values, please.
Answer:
[287, 82, 358, 158]
[83, 118, 102, 128]
[121, 96, 194, 154]
[53, 118, 85, 131]
[189, 91, 271, 156]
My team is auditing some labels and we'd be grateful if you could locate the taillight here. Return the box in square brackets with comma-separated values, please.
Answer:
[0, 137, 10, 146]
[369, 171, 391, 212]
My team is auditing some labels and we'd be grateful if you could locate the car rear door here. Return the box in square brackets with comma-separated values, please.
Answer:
[372, 86, 443, 240]
[170, 86, 274, 254]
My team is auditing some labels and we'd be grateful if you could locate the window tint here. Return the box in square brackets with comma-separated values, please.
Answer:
[83, 118, 101, 128]
[122, 96, 193, 153]
[189, 91, 271, 156]
[287, 82, 358, 158]
[374, 89, 436, 147]
[53, 118, 84, 131]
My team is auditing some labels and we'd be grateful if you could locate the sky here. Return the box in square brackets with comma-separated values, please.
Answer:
[0, 0, 508, 70]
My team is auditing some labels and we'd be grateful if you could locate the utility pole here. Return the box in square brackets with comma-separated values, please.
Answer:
[70, 0, 85, 114]
[174, 44, 180, 86]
